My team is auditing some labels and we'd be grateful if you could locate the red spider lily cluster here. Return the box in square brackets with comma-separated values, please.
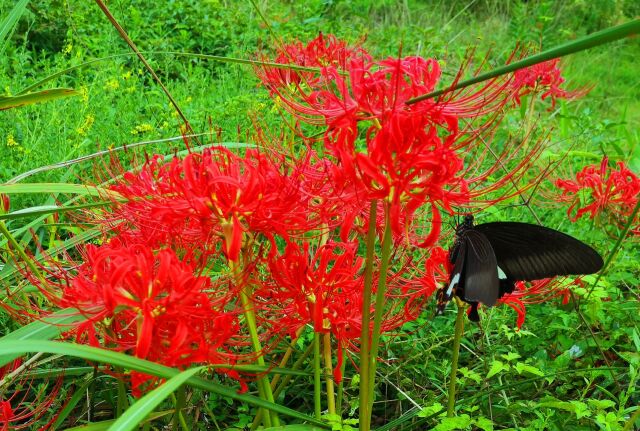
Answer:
[555, 156, 640, 236]
[511, 58, 586, 108]
[0, 359, 65, 431]
[499, 278, 576, 329]
[16, 34, 585, 403]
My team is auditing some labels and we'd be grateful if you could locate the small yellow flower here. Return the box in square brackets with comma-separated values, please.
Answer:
[6, 133, 18, 147]
[104, 79, 120, 90]
[76, 114, 95, 136]
[80, 85, 89, 103]
[131, 123, 154, 135]
[63, 42, 73, 55]
[121, 70, 133, 80]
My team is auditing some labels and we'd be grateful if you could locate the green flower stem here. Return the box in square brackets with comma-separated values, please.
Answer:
[250, 340, 316, 431]
[172, 386, 189, 431]
[366, 205, 393, 422]
[358, 201, 378, 431]
[323, 332, 336, 415]
[0, 221, 50, 290]
[407, 19, 640, 104]
[116, 370, 128, 417]
[314, 331, 322, 420]
[447, 302, 466, 417]
[587, 198, 640, 299]
[336, 341, 347, 417]
[233, 260, 279, 428]
[269, 326, 304, 390]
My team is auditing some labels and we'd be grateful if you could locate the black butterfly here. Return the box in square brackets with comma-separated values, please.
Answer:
[436, 214, 604, 321]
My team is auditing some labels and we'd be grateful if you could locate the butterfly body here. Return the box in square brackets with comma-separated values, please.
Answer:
[436, 215, 604, 320]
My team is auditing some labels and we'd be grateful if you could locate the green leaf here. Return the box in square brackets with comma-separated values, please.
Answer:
[0, 88, 79, 110]
[500, 352, 521, 362]
[434, 414, 473, 431]
[262, 426, 326, 430]
[0, 0, 29, 54]
[108, 366, 205, 431]
[538, 400, 591, 419]
[486, 360, 509, 379]
[587, 399, 616, 411]
[0, 340, 330, 428]
[0, 201, 116, 221]
[418, 402, 444, 418]
[458, 367, 482, 383]
[514, 362, 545, 376]
[0, 309, 86, 367]
[474, 416, 494, 431]
[0, 183, 119, 199]
[61, 412, 171, 431]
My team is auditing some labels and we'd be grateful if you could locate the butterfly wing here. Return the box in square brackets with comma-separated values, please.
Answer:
[462, 230, 500, 306]
[474, 222, 603, 281]
[436, 238, 467, 315]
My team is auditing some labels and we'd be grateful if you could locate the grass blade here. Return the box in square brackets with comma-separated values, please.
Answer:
[0, 340, 330, 428]
[0, 309, 86, 367]
[0, 88, 79, 110]
[0, 0, 29, 54]
[108, 366, 205, 431]
[407, 19, 640, 103]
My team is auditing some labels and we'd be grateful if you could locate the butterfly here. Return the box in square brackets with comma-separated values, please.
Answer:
[436, 214, 604, 321]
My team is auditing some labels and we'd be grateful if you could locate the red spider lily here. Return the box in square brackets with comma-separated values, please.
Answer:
[261, 241, 364, 340]
[35, 239, 242, 395]
[257, 35, 550, 248]
[0, 360, 65, 431]
[256, 33, 371, 92]
[555, 157, 640, 235]
[499, 278, 575, 329]
[112, 147, 312, 261]
[512, 58, 586, 108]
[0, 194, 9, 214]
[259, 240, 423, 381]
[404, 246, 450, 314]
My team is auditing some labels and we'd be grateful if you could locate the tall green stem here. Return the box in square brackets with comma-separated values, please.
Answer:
[323, 332, 336, 415]
[336, 340, 347, 417]
[314, 331, 322, 420]
[366, 205, 393, 424]
[447, 303, 466, 417]
[233, 260, 279, 428]
[358, 201, 378, 431]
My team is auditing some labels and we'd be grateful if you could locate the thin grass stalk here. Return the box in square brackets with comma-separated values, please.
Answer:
[249, 327, 306, 430]
[622, 408, 640, 431]
[0, 221, 50, 290]
[586, 198, 640, 299]
[314, 331, 322, 420]
[336, 340, 347, 417]
[116, 373, 127, 417]
[93, 0, 200, 144]
[323, 332, 336, 415]
[273, 340, 315, 400]
[233, 259, 279, 428]
[366, 204, 393, 424]
[172, 387, 188, 431]
[447, 302, 466, 417]
[250, 345, 314, 431]
[358, 201, 378, 431]
[269, 326, 305, 389]
[407, 19, 640, 104]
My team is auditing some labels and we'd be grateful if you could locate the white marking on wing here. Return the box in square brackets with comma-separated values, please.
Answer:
[446, 273, 460, 296]
[497, 266, 507, 280]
